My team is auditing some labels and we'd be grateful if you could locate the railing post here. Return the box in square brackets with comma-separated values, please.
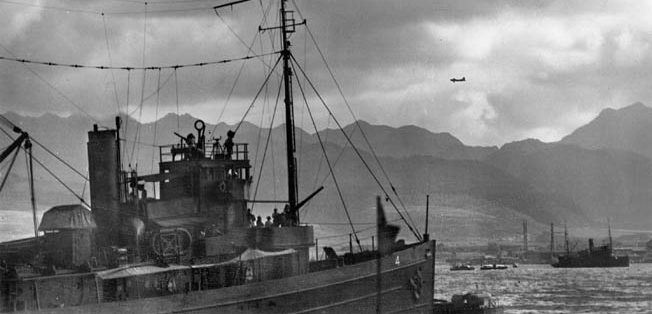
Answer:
[315, 238, 319, 261]
[349, 234, 353, 254]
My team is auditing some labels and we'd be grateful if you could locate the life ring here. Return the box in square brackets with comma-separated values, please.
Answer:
[194, 119, 205, 131]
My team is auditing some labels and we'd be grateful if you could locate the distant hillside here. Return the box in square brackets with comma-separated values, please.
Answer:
[0, 112, 570, 242]
[486, 141, 652, 228]
[320, 121, 497, 160]
[561, 102, 652, 159]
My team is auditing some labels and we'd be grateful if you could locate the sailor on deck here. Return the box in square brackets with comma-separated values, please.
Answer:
[224, 130, 235, 159]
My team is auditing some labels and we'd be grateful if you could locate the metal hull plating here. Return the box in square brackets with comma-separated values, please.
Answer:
[30, 241, 434, 313]
[552, 255, 629, 268]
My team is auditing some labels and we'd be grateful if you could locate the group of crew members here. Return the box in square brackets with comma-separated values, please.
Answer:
[247, 205, 297, 228]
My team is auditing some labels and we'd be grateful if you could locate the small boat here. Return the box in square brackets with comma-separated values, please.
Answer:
[434, 292, 504, 313]
[450, 263, 475, 271]
[479, 264, 508, 270]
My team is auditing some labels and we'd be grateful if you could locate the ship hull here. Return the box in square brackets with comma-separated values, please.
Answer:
[32, 241, 434, 314]
[552, 255, 629, 268]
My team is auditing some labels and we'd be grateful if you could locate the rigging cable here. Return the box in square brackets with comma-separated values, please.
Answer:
[209, 0, 283, 137]
[130, 69, 147, 166]
[292, 1, 421, 234]
[130, 1, 149, 167]
[290, 54, 422, 241]
[0, 43, 101, 125]
[0, 52, 278, 71]
[0, 128, 89, 207]
[174, 69, 180, 133]
[252, 52, 271, 177]
[213, 7, 274, 72]
[209, 25, 263, 137]
[0, 0, 224, 16]
[234, 55, 282, 134]
[151, 68, 161, 199]
[0, 147, 19, 194]
[102, 13, 122, 115]
[250, 77, 283, 211]
[0, 115, 88, 181]
[291, 60, 362, 252]
[124, 69, 131, 168]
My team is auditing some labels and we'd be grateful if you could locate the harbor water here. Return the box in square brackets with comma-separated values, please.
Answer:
[435, 263, 652, 313]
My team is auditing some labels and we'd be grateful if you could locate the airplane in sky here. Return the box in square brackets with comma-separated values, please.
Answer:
[450, 77, 466, 83]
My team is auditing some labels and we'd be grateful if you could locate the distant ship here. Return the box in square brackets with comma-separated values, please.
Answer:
[552, 222, 629, 268]
[552, 238, 629, 268]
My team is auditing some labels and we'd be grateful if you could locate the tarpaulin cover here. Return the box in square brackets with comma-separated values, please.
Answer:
[224, 248, 296, 264]
[38, 204, 97, 231]
[96, 264, 189, 280]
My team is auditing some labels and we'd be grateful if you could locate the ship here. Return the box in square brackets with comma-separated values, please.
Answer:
[0, 0, 439, 313]
[449, 264, 474, 271]
[551, 222, 629, 268]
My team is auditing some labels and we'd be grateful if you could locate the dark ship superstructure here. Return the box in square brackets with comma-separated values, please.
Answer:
[552, 223, 629, 268]
[0, 0, 436, 312]
[552, 238, 629, 268]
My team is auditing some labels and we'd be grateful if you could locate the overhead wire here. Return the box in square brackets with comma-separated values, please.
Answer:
[234, 55, 281, 133]
[208, 0, 283, 138]
[0, 147, 20, 194]
[292, 1, 421, 235]
[291, 59, 362, 253]
[0, 0, 223, 16]
[0, 43, 102, 125]
[123, 70, 131, 168]
[0, 0, 99, 14]
[0, 51, 278, 71]
[174, 69, 180, 133]
[250, 76, 282, 211]
[209, 26, 264, 136]
[102, 13, 122, 115]
[0, 127, 89, 206]
[290, 54, 422, 241]
[251, 38, 271, 177]
[315, 218, 403, 241]
[0, 115, 89, 181]
[130, 2, 149, 168]
[151, 69, 161, 173]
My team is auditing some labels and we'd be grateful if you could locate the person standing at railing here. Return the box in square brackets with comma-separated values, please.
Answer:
[224, 130, 235, 159]
[272, 208, 281, 227]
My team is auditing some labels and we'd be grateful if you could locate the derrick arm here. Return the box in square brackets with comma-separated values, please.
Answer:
[0, 128, 28, 163]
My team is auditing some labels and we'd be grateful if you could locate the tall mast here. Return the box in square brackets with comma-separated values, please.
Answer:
[564, 222, 570, 255]
[608, 217, 613, 249]
[280, 0, 298, 219]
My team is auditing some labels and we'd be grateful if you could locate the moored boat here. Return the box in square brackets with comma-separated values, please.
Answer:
[479, 264, 508, 270]
[450, 264, 475, 271]
[433, 292, 503, 314]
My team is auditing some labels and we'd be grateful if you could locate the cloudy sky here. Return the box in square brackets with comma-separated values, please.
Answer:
[1, 0, 651, 146]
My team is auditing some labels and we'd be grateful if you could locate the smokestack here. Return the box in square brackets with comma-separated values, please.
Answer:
[88, 127, 121, 248]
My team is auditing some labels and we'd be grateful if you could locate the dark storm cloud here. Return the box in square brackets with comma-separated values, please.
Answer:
[1, 0, 652, 145]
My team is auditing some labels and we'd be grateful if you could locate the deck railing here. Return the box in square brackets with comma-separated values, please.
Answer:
[159, 142, 248, 162]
